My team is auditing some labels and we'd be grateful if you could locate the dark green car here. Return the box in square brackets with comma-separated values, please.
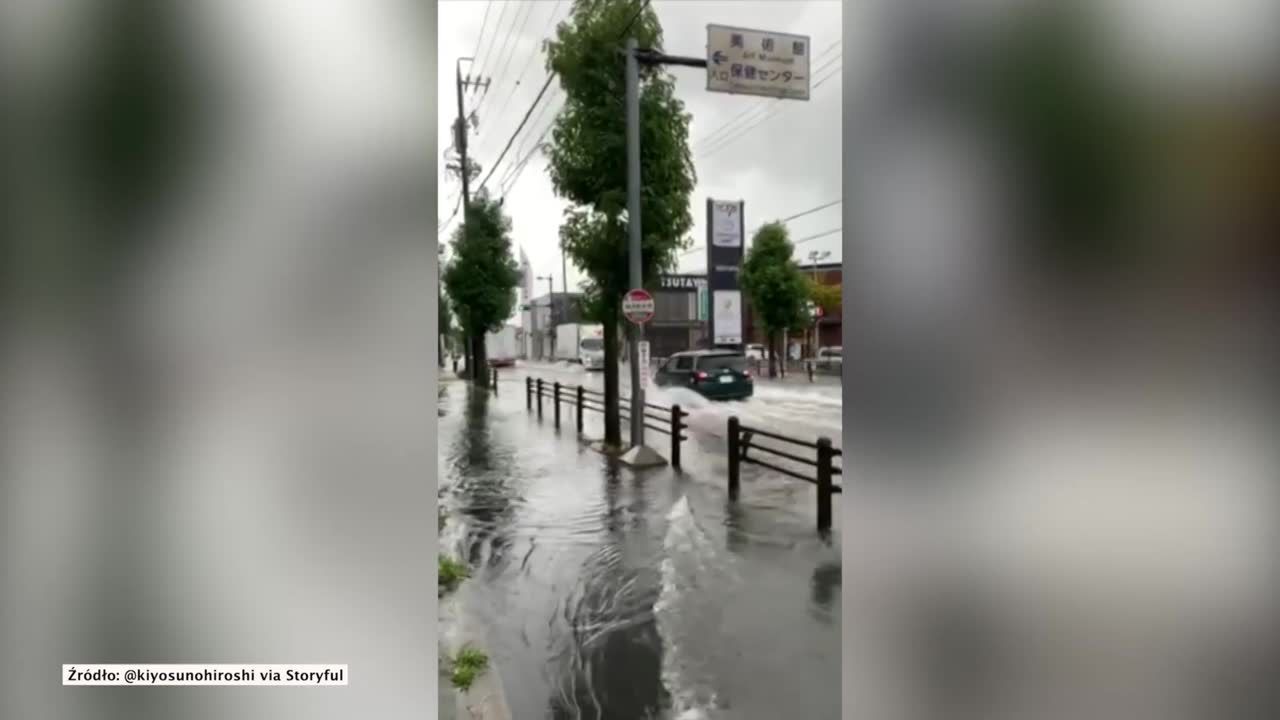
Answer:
[654, 350, 754, 401]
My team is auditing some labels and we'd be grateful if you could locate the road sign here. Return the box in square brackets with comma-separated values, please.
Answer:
[622, 288, 655, 324]
[638, 341, 650, 387]
[706, 24, 811, 101]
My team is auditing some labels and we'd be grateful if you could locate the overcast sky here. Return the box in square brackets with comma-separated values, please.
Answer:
[437, 0, 844, 297]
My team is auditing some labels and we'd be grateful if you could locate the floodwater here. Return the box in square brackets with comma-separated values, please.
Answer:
[438, 367, 842, 719]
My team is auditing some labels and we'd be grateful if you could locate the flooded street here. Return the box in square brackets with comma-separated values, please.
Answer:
[438, 366, 841, 719]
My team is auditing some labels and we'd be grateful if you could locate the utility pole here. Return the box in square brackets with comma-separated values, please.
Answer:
[619, 41, 709, 467]
[625, 37, 645, 451]
[538, 274, 555, 360]
[454, 56, 489, 381]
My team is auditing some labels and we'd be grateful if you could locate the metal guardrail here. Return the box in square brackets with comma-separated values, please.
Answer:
[526, 376, 688, 469]
[727, 416, 842, 532]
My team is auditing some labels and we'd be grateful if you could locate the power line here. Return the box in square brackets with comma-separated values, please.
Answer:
[697, 58, 844, 159]
[470, 1, 495, 62]
[472, 1, 510, 91]
[690, 40, 842, 149]
[678, 199, 843, 256]
[479, 0, 650, 195]
[792, 226, 842, 246]
[476, 71, 557, 193]
[474, 0, 537, 119]
[483, 1, 565, 160]
[499, 111, 557, 194]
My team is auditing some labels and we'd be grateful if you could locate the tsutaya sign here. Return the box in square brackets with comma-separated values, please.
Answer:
[706, 24, 811, 101]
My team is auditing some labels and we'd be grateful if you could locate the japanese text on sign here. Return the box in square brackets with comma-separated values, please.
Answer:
[706, 24, 811, 101]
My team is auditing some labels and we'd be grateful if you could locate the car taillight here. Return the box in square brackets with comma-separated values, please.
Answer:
[742, 369, 751, 378]
[693, 371, 708, 381]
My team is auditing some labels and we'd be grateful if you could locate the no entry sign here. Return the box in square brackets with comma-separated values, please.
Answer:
[622, 288, 655, 324]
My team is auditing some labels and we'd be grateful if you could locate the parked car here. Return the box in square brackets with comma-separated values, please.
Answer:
[814, 346, 842, 372]
[744, 343, 766, 360]
[654, 350, 753, 401]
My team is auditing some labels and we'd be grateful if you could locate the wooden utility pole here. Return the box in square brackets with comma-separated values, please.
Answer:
[454, 57, 489, 383]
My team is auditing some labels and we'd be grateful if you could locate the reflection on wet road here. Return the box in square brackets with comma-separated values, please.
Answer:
[439, 369, 841, 719]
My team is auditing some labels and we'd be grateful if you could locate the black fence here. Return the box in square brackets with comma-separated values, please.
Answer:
[727, 416, 842, 531]
[526, 377, 688, 469]
[742, 357, 841, 382]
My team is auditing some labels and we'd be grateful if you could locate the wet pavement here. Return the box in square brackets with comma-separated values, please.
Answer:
[438, 367, 842, 719]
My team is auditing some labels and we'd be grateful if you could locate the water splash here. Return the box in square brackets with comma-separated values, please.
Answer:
[654, 496, 738, 718]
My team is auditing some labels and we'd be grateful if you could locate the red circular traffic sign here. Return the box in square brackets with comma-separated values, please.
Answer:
[622, 288, 655, 324]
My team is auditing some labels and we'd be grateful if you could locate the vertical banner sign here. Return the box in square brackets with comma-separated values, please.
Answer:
[706, 198, 745, 347]
[638, 341, 650, 387]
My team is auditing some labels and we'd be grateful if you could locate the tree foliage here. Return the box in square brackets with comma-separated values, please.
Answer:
[544, 0, 697, 445]
[807, 278, 841, 315]
[742, 223, 808, 375]
[442, 195, 520, 383]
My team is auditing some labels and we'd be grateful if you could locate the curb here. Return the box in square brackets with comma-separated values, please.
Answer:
[440, 590, 511, 720]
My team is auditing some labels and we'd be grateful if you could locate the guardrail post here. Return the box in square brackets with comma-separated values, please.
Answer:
[808, 361, 814, 383]
[553, 381, 562, 429]
[727, 416, 740, 499]
[536, 378, 543, 419]
[526, 377, 532, 410]
[492, 366, 498, 394]
[670, 404, 683, 470]
[575, 386, 585, 434]
[816, 437, 834, 532]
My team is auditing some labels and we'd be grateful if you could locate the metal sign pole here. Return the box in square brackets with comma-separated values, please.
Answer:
[626, 37, 645, 449]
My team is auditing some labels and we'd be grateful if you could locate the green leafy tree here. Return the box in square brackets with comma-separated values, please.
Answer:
[545, 0, 696, 447]
[807, 277, 841, 315]
[742, 223, 808, 377]
[443, 194, 520, 387]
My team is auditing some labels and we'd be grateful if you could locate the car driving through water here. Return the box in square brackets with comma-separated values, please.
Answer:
[654, 349, 754, 401]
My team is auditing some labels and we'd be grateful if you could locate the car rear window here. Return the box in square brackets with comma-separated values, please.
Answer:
[699, 355, 747, 371]
[580, 338, 603, 351]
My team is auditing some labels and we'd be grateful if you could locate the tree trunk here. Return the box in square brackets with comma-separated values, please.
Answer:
[768, 330, 779, 378]
[472, 332, 488, 388]
[601, 313, 621, 448]
[463, 335, 473, 377]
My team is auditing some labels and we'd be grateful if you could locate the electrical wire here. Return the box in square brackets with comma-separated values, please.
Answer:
[482, 1, 565, 159]
[697, 57, 844, 159]
[476, 0, 651, 194]
[472, 1, 510, 86]
[690, 39, 842, 149]
[678, 199, 843, 256]
[474, 0, 537, 119]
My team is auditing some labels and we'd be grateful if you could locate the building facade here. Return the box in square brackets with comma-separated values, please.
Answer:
[525, 292, 583, 360]
[743, 261, 842, 356]
[649, 274, 708, 359]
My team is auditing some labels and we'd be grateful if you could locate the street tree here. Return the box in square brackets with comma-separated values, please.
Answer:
[442, 194, 520, 388]
[545, 0, 696, 448]
[438, 294, 452, 367]
[742, 222, 808, 378]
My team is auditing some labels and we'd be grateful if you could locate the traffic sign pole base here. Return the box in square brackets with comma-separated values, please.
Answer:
[618, 444, 667, 469]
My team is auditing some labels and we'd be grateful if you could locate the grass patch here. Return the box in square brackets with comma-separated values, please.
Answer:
[438, 555, 468, 595]
[449, 646, 489, 692]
